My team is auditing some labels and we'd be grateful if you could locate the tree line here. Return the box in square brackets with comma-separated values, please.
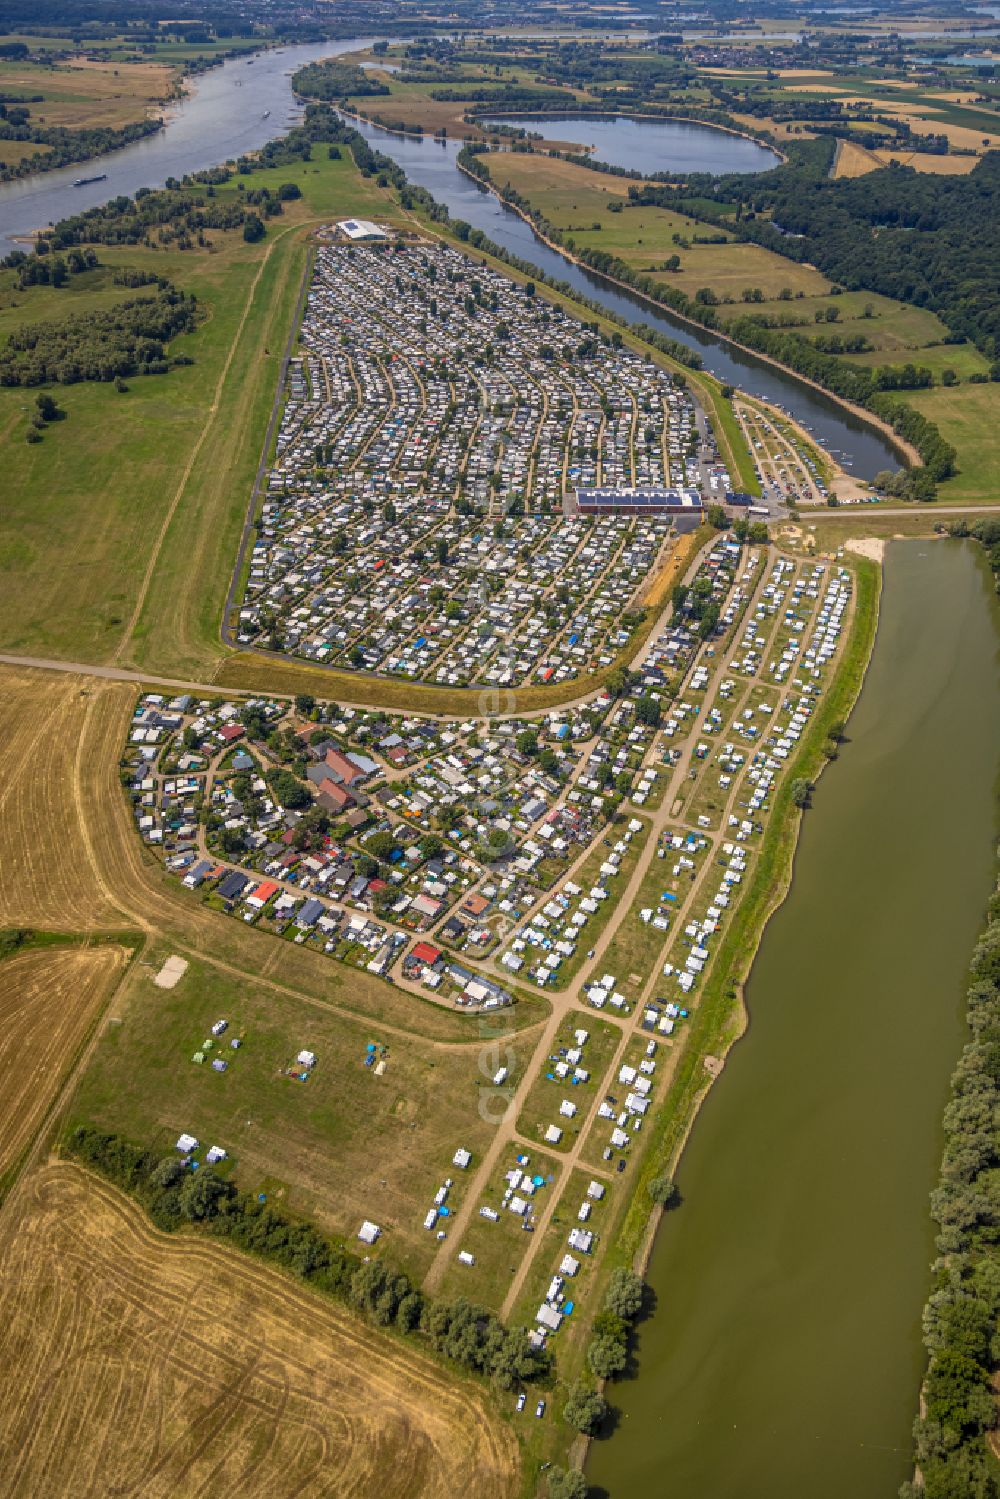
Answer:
[0, 116, 163, 184]
[66, 1123, 551, 1393]
[0, 285, 199, 386]
[900, 813, 1000, 1499]
[23, 180, 288, 253]
[292, 59, 390, 101]
[9, 245, 99, 287]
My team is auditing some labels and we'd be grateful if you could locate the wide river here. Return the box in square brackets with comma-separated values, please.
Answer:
[588, 539, 1000, 1499]
[0, 40, 900, 477]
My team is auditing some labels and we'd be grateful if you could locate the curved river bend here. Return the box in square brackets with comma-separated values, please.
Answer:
[588, 540, 1000, 1499]
[0, 42, 899, 477]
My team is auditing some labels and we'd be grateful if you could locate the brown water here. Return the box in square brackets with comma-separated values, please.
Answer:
[588, 540, 1000, 1499]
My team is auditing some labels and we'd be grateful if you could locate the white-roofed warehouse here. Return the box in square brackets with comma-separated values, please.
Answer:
[338, 218, 387, 242]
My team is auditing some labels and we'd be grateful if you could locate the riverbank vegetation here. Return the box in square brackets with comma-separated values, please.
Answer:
[899, 522, 1000, 1498]
[949, 517, 1000, 591]
[901, 864, 1000, 1499]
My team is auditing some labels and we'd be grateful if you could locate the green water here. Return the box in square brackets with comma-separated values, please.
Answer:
[587, 541, 1000, 1499]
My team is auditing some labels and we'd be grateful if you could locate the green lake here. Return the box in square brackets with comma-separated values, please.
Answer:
[587, 540, 1000, 1499]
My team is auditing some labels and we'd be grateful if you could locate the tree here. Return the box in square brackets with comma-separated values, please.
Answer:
[367, 831, 396, 861]
[294, 693, 315, 715]
[605, 1266, 644, 1320]
[516, 730, 538, 756]
[706, 503, 728, 529]
[635, 694, 661, 728]
[149, 1155, 186, 1191]
[587, 1333, 627, 1379]
[396, 1290, 423, 1331]
[546, 1467, 588, 1499]
[922, 1448, 998, 1499]
[791, 778, 812, 809]
[179, 1169, 234, 1221]
[648, 1173, 678, 1208]
[243, 214, 265, 243]
[36, 392, 61, 422]
[697, 601, 720, 640]
[267, 769, 310, 810]
[925, 1348, 996, 1436]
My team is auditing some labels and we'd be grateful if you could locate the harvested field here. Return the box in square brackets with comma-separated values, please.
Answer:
[833, 138, 883, 179]
[0, 667, 134, 931]
[871, 149, 978, 174]
[0, 945, 128, 1183]
[0, 57, 173, 131]
[0, 1162, 517, 1499]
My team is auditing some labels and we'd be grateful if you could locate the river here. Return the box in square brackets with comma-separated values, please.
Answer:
[587, 539, 1000, 1499]
[0, 38, 368, 257]
[0, 40, 900, 477]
